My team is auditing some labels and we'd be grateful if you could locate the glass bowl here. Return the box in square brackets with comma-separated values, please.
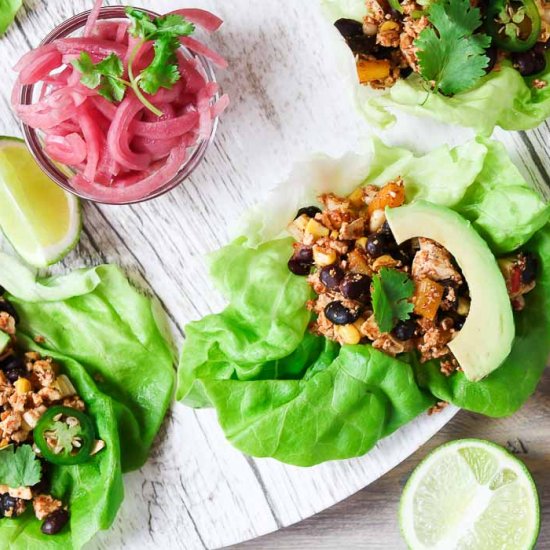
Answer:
[20, 6, 220, 205]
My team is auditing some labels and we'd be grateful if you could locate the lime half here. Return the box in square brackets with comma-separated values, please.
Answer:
[0, 137, 80, 267]
[400, 439, 540, 550]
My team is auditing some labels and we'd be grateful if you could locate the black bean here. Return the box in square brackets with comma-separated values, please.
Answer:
[1, 494, 20, 518]
[345, 35, 379, 56]
[295, 206, 321, 219]
[287, 258, 311, 276]
[340, 273, 371, 302]
[1, 356, 27, 383]
[522, 252, 538, 284]
[380, 221, 393, 235]
[41, 509, 70, 535]
[400, 66, 413, 79]
[32, 472, 50, 496]
[366, 232, 395, 258]
[334, 18, 364, 38]
[324, 301, 360, 325]
[0, 286, 4, 296]
[319, 265, 344, 289]
[453, 314, 466, 331]
[512, 50, 547, 77]
[293, 247, 313, 264]
[0, 300, 18, 324]
[393, 319, 417, 341]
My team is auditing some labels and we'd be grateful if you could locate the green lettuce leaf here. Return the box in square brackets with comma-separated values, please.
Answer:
[200, 344, 434, 467]
[178, 237, 312, 406]
[0, 259, 175, 472]
[0, 0, 22, 36]
[0, 336, 123, 550]
[415, 226, 550, 416]
[178, 138, 549, 466]
[320, 0, 550, 133]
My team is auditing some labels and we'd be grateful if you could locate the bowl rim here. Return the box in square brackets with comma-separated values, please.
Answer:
[20, 6, 220, 205]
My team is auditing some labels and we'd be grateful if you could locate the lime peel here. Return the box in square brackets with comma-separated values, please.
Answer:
[0, 137, 81, 267]
[400, 438, 540, 550]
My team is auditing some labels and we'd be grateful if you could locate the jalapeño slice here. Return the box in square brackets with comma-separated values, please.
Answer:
[34, 406, 95, 466]
[487, 0, 542, 52]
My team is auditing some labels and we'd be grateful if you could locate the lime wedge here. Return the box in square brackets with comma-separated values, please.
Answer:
[0, 137, 80, 267]
[400, 439, 540, 550]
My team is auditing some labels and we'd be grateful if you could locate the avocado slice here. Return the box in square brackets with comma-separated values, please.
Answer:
[386, 201, 514, 382]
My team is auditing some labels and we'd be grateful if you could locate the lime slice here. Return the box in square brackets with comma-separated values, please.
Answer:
[0, 137, 80, 267]
[400, 439, 540, 550]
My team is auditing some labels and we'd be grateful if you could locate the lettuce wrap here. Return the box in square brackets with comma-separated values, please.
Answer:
[0, 259, 175, 548]
[178, 138, 550, 466]
[0, 339, 123, 550]
[320, 0, 550, 134]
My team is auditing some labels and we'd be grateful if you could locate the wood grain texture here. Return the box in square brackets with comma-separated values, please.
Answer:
[0, 1, 548, 549]
[233, 369, 550, 549]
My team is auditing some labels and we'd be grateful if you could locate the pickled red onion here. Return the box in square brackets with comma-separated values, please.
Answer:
[12, 2, 229, 202]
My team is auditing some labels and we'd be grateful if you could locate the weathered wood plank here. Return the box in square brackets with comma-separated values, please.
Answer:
[0, 1, 547, 548]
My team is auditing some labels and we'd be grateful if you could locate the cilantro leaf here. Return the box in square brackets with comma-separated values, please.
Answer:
[154, 14, 195, 38]
[415, 0, 491, 95]
[125, 7, 157, 38]
[0, 445, 41, 488]
[72, 52, 126, 103]
[51, 421, 81, 454]
[372, 268, 414, 333]
[139, 36, 181, 95]
[125, 9, 195, 40]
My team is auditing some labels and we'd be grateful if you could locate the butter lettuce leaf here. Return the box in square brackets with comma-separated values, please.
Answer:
[320, 0, 550, 133]
[0, 0, 22, 36]
[0, 259, 175, 472]
[200, 344, 433, 466]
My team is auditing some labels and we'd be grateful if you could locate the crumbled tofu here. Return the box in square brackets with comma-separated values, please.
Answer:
[33, 494, 63, 520]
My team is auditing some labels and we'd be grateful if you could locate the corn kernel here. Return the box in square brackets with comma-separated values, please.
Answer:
[330, 230, 339, 239]
[305, 218, 329, 239]
[313, 246, 337, 266]
[348, 188, 364, 208]
[287, 214, 309, 240]
[335, 324, 361, 345]
[369, 209, 386, 233]
[380, 21, 400, 32]
[15, 378, 31, 394]
[355, 237, 368, 249]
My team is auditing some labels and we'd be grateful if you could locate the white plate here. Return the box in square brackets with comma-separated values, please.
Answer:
[1, 1, 548, 548]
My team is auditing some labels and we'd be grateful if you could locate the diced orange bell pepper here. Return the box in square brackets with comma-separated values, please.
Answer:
[414, 278, 444, 320]
[356, 59, 391, 84]
[368, 180, 406, 215]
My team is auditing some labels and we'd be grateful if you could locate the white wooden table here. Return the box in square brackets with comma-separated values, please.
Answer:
[0, 1, 548, 549]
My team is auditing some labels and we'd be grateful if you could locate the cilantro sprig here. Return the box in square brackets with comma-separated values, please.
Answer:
[73, 52, 126, 102]
[415, 0, 491, 95]
[0, 445, 41, 488]
[371, 268, 415, 333]
[72, 9, 195, 116]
